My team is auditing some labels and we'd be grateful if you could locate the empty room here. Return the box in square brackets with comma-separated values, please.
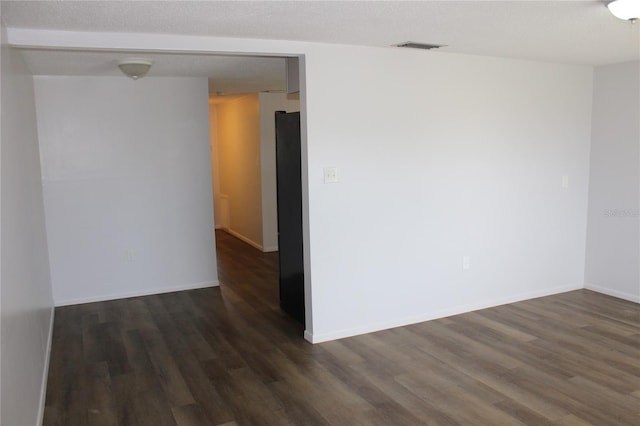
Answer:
[1, 1, 638, 425]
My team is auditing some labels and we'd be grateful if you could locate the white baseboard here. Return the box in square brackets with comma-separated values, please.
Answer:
[585, 283, 640, 303]
[37, 306, 55, 425]
[224, 228, 264, 251]
[262, 245, 278, 253]
[305, 283, 583, 344]
[304, 330, 314, 343]
[54, 280, 219, 307]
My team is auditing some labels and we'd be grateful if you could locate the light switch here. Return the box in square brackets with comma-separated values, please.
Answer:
[562, 174, 569, 189]
[324, 167, 339, 184]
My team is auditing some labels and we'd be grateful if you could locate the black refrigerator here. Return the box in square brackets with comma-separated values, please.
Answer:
[275, 111, 305, 324]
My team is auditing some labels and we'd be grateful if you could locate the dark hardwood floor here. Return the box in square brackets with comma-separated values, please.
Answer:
[43, 230, 640, 425]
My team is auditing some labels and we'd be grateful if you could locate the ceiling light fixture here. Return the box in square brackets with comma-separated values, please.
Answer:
[118, 58, 154, 80]
[607, 0, 640, 22]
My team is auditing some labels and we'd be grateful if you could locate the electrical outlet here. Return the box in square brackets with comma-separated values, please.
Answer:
[323, 167, 339, 184]
[462, 256, 470, 271]
[126, 249, 136, 262]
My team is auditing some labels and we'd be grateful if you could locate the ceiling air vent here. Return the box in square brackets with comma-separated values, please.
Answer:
[396, 42, 445, 50]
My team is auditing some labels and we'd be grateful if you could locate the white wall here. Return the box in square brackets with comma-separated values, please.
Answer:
[215, 94, 264, 249]
[211, 93, 300, 252]
[209, 102, 222, 229]
[585, 61, 640, 302]
[212, 92, 299, 252]
[303, 45, 593, 341]
[259, 92, 300, 252]
[6, 29, 596, 343]
[1, 24, 55, 425]
[34, 76, 218, 305]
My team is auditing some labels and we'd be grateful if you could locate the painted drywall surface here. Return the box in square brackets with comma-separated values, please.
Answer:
[585, 61, 640, 302]
[209, 103, 222, 229]
[5, 29, 595, 341]
[302, 45, 593, 341]
[215, 94, 264, 248]
[258, 92, 300, 252]
[34, 76, 218, 305]
[1, 27, 55, 425]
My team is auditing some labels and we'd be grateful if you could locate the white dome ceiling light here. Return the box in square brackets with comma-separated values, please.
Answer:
[607, 0, 640, 22]
[118, 58, 154, 80]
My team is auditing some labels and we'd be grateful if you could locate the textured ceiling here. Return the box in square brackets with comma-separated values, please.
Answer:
[2, 0, 639, 94]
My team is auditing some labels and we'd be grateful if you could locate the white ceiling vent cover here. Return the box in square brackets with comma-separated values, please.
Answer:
[396, 42, 445, 50]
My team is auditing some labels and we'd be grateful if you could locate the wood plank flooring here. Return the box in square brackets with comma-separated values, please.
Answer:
[43, 230, 640, 425]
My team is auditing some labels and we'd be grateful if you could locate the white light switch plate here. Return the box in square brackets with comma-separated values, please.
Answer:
[324, 167, 339, 183]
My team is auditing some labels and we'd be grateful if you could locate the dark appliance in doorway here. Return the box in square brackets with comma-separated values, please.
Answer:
[275, 111, 305, 324]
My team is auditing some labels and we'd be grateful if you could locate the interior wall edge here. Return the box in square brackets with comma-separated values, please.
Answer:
[305, 283, 584, 344]
[36, 307, 55, 426]
[584, 282, 640, 303]
[223, 228, 265, 252]
[54, 281, 219, 307]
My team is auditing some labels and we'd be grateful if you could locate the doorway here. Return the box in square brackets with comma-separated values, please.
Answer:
[207, 63, 305, 326]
